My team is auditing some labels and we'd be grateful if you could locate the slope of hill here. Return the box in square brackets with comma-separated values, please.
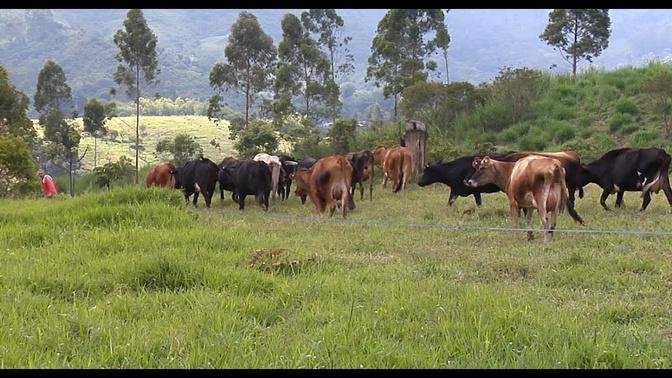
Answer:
[33, 116, 233, 171]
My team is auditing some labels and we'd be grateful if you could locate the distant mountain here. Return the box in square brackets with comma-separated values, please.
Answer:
[2, 9, 672, 117]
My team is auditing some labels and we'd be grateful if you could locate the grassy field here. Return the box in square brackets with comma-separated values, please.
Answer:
[33, 116, 234, 171]
[1, 179, 672, 368]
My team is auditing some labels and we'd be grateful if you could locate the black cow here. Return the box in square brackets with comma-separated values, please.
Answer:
[579, 147, 672, 211]
[418, 155, 503, 206]
[218, 157, 241, 202]
[277, 154, 299, 200]
[177, 157, 219, 208]
[293, 157, 318, 204]
[346, 150, 375, 201]
[223, 160, 272, 211]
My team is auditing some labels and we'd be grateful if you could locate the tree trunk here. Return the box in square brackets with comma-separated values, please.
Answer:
[135, 64, 140, 185]
[330, 48, 337, 124]
[245, 62, 250, 128]
[94, 135, 97, 168]
[68, 153, 74, 197]
[393, 94, 398, 122]
[443, 50, 449, 84]
[572, 13, 578, 79]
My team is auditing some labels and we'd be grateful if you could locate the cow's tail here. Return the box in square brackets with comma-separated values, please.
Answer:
[393, 153, 404, 193]
[552, 164, 568, 214]
[337, 158, 349, 217]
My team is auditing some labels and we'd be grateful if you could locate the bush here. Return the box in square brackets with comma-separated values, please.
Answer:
[427, 137, 460, 163]
[620, 124, 639, 135]
[548, 121, 576, 143]
[0, 135, 37, 197]
[328, 118, 357, 154]
[630, 129, 661, 147]
[232, 120, 279, 159]
[608, 113, 633, 132]
[498, 122, 531, 143]
[614, 97, 639, 115]
[519, 128, 548, 150]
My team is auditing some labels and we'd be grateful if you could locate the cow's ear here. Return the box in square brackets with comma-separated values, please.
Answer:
[482, 156, 491, 164]
[472, 158, 481, 168]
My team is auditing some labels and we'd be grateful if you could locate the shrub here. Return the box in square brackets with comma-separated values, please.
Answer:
[498, 122, 531, 143]
[614, 97, 639, 115]
[427, 137, 460, 163]
[328, 118, 357, 154]
[630, 129, 661, 147]
[620, 124, 640, 135]
[608, 113, 633, 132]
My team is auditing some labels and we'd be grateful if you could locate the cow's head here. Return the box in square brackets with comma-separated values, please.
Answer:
[465, 156, 495, 187]
[172, 168, 183, 189]
[418, 161, 444, 187]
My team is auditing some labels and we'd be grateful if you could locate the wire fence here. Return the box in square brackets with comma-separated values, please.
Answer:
[265, 212, 672, 237]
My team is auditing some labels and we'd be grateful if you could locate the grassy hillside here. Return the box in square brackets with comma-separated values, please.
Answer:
[34, 116, 233, 171]
[1, 182, 671, 367]
[435, 62, 672, 162]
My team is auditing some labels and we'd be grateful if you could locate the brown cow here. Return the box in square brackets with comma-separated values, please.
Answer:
[494, 150, 584, 224]
[383, 146, 413, 192]
[146, 163, 177, 188]
[372, 146, 388, 166]
[293, 155, 353, 218]
[466, 155, 568, 242]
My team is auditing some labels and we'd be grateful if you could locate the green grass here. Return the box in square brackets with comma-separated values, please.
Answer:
[1, 177, 672, 368]
[33, 116, 233, 171]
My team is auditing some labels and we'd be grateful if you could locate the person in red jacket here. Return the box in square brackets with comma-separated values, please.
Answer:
[38, 169, 57, 198]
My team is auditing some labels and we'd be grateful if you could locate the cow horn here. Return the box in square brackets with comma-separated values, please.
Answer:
[283, 161, 299, 166]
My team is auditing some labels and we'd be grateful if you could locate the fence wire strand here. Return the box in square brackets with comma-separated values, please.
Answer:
[264, 213, 672, 237]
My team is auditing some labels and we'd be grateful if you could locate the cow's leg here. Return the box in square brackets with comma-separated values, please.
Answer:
[204, 191, 213, 209]
[566, 186, 584, 225]
[348, 191, 356, 210]
[192, 192, 199, 208]
[536, 187, 552, 242]
[599, 188, 611, 211]
[510, 202, 520, 239]
[220, 186, 224, 201]
[369, 177, 373, 201]
[524, 207, 534, 241]
[300, 194, 307, 205]
[662, 180, 672, 208]
[615, 191, 624, 208]
[308, 191, 325, 214]
[474, 192, 483, 207]
[382, 172, 388, 189]
[286, 181, 292, 201]
[640, 191, 652, 211]
[237, 192, 246, 210]
[359, 180, 365, 200]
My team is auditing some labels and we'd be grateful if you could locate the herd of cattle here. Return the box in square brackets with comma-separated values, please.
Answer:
[145, 143, 672, 242]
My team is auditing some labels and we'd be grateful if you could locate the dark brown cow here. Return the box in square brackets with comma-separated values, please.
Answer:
[346, 150, 375, 201]
[146, 163, 177, 188]
[293, 155, 353, 218]
[466, 155, 568, 242]
[383, 146, 413, 192]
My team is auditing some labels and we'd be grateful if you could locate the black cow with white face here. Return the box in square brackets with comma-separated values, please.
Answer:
[177, 157, 219, 208]
[277, 154, 299, 200]
[223, 159, 272, 211]
[418, 155, 504, 206]
[579, 147, 672, 211]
